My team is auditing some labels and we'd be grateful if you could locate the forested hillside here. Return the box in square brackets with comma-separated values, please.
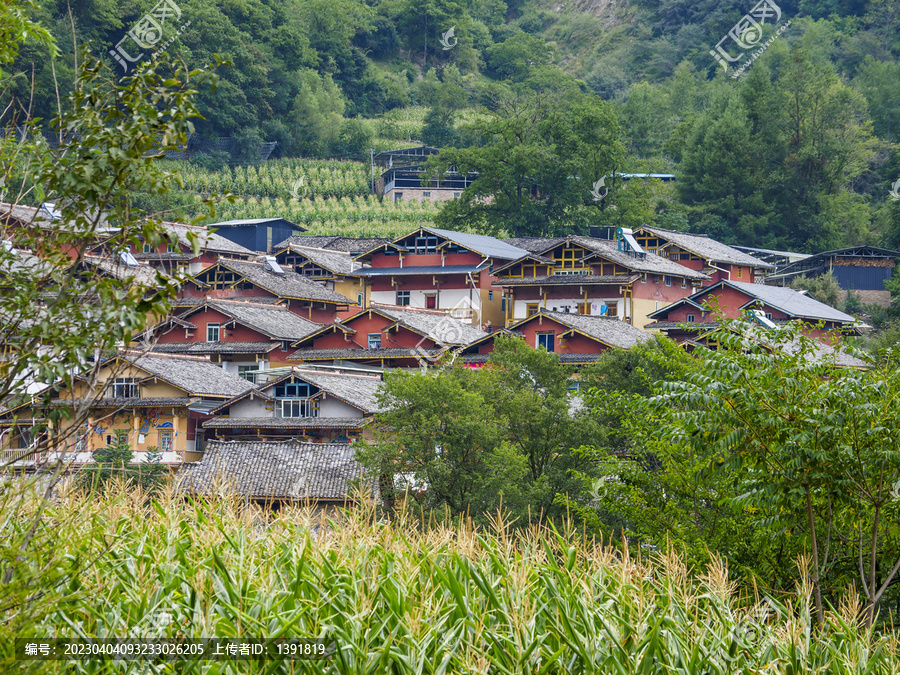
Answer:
[5, 0, 900, 251]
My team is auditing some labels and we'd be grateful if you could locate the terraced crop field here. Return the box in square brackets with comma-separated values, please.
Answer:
[200, 195, 439, 239]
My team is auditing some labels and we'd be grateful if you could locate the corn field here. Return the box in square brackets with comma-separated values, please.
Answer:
[173, 159, 370, 200]
[200, 195, 439, 239]
[2, 484, 898, 674]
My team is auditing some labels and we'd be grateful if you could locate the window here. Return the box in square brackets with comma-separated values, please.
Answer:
[158, 431, 173, 452]
[488, 291, 494, 301]
[237, 365, 259, 382]
[413, 235, 439, 253]
[368, 333, 382, 349]
[394, 192, 403, 202]
[686, 314, 695, 323]
[526, 303, 539, 317]
[281, 399, 311, 418]
[109, 377, 139, 399]
[206, 323, 220, 342]
[453, 192, 460, 198]
[501, 296, 507, 312]
[275, 382, 311, 399]
[143, 243, 153, 253]
[681, 277, 687, 288]
[737, 266, 743, 278]
[396, 290, 410, 306]
[537, 333, 555, 352]
[640, 274, 647, 283]
[422, 191, 431, 197]
[765, 312, 773, 320]
[664, 275, 672, 287]
[552, 270, 590, 276]
[357, 292, 363, 307]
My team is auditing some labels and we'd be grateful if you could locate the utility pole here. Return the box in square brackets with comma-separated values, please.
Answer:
[370, 148, 375, 195]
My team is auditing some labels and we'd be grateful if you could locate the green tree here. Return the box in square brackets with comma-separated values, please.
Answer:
[790, 271, 845, 309]
[359, 335, 603, 523]
[640, 320, 900, 627]
[0, 12, 217, 635]
[291, 68, 346, 156]
[76, 433, 168, 494]
[429, 89, 624, 237]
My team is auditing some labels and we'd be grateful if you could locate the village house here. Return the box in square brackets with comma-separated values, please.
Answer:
[458, 309, 651, 366]
[632, 225, 775, 285]
[202, 217, 305, 253]
[0, 353, 255, 466]
[140, 299, 325, 374]
[288, 304, 486, 369]
[272, 243, 366, 314]
[373, 146, 476, 204]
[274, 235, 391, 257]
[177, 439, 378, 510]
[201, 368, 383, 444]
[353, 227, 529, 328]
[498, 229, 709, 330]
[0, 202, 119, 260]
[645, 280, 864, 343]
[763, 245, 900, 307]
[177, 257, 352, 323]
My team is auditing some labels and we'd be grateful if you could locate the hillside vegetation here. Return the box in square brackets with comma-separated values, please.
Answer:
[6, 0, 899, 252]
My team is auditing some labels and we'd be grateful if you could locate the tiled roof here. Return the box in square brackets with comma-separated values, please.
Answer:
[275, 235, 390, 255]
[0, 202, 115, 233]
[503, 237, 567, 253]
[217, 260, 352, 304]
[280, 245, 357, 276]
[424, 227, 530, 260]
[570, 237, 710, 279]
[377, 306, 487, 345]
[288, 347, 442, 361]
[534, 310, 652, 349]
[0, 246, 50, 276]
[637, 226, 776, 269]
[160, 222, 255, 256]
[494, 274, 639, 286]
[83, 255, 162, 285]
[354, 264, 485, 277]
[291, 369, 384, 414]
[208, 300, 323, 341]
[726, 281, 860, 324]
[127, 355, 256, 398]
[150, 341, 281, 355]
[202, 417, 369, 429]
[177, 440, 375, 502]
[460, 353, 602, 364]
[673, 324, 868, 368]
[52, 397, 196, 408]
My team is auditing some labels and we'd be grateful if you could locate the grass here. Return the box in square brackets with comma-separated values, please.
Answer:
[1, 482, 898, 673]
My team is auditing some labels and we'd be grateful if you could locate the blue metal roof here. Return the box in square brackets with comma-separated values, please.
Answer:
[424, 227, 531, 260]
